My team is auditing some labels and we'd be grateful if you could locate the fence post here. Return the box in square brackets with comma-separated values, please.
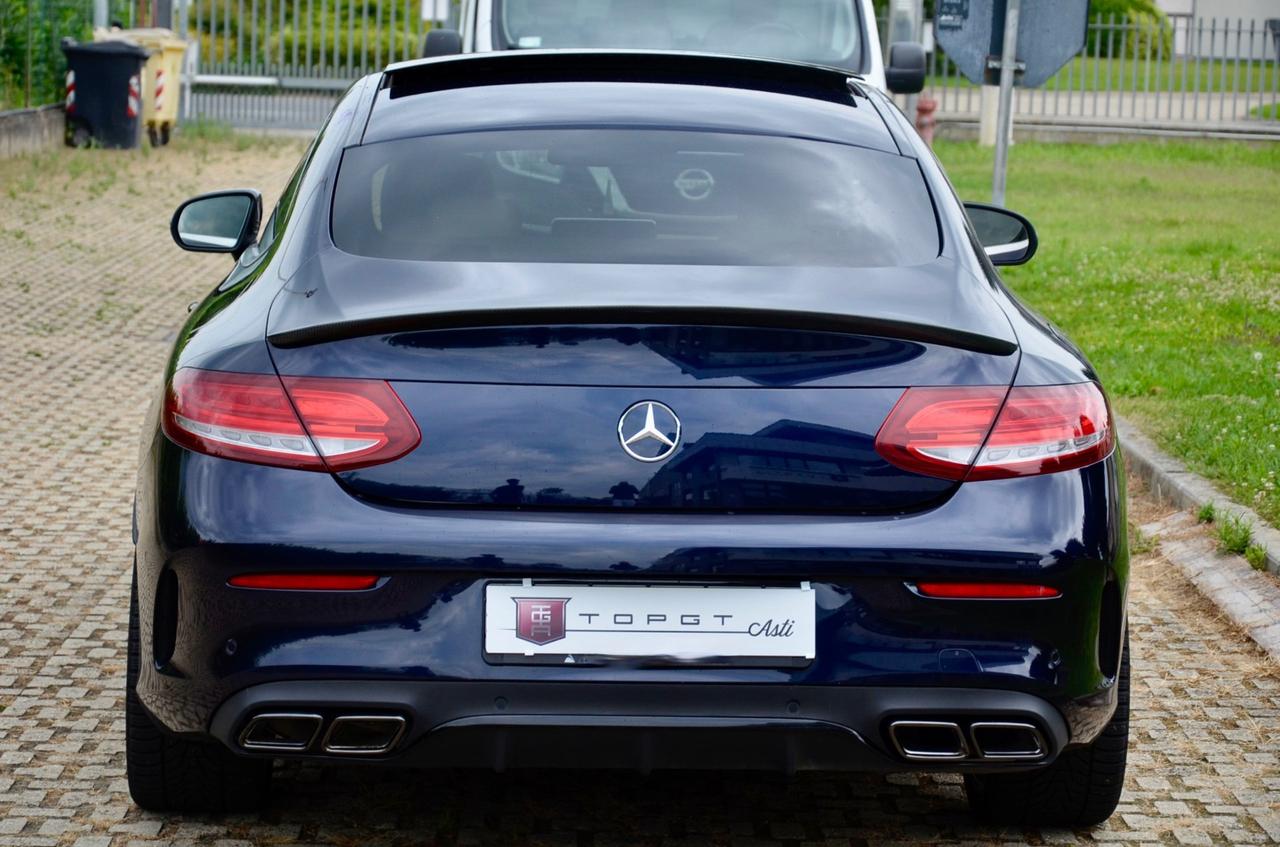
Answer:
[1229, 18, 1241, 121]
[1243, 20, 1254, 117]
[23, 0, 33, 108]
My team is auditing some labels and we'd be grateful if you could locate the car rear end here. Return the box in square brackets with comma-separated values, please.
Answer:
[131, 54, 1126, 818]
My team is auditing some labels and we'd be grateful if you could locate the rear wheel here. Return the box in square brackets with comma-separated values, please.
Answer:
[965, 634, 1129, 827]
[126, 566, 272, 812]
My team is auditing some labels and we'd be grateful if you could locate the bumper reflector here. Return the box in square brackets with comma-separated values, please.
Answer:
[228, 573, 379, 591]
[912, 582, 1060, 600]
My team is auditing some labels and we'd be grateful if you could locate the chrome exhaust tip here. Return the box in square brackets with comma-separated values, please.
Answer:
[888, 720, 969, 760]
[239, 713, 323, 752]
[321, 715, 407, 756]
[970, 721, 1047, 760]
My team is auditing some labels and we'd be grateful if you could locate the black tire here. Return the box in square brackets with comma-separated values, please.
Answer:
[126, 568, 272, 812]
[965, 633, 1130, 828]
[147, 126, 161, 147]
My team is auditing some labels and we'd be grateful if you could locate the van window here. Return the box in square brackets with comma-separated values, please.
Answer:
[495, 0, 864, 71]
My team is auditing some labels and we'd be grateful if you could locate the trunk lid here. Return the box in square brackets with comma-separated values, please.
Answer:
[271, 323, 1018, 514]
[268, 257, 1018, 513]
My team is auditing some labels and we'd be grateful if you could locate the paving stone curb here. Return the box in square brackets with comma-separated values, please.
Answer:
[1120, 415, 1280, 662]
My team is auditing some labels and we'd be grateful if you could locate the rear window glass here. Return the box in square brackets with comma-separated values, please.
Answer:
[331, 129, 939, 267]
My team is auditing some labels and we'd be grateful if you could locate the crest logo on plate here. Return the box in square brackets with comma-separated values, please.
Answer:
[674, 168, 715, 201]
[617, 401, 682, 463]
[513, 597, 569, 645]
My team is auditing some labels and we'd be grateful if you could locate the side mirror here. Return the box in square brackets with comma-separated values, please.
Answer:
[422, 28, 462, 58]
[965, 202, 1038, 266]
[885, 42, 926, 95]
[171, 189, 262, 258]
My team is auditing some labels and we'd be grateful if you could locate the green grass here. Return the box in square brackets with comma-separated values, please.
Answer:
[929, 56, 1280, 94]
[1197, 502, 1217, 523]
[1249, 102, 1279, 120]
[1216, 513, 1254, 555]
[1245, 544, 1268, 571]
[934, 141, 1280, 529]
[1129, 522, 1157, 555]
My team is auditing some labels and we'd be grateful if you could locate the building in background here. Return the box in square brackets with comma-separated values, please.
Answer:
[1156, 0, 1280, 59]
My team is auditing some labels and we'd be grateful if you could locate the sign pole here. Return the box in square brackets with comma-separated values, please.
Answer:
[991, 0, 1021, 206]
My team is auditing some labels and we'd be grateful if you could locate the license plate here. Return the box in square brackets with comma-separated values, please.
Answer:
[484, 583, 815, 661]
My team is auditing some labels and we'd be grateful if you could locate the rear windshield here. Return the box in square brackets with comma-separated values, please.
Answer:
[495, 0, 865, 71]
[331, 129, 939, 267]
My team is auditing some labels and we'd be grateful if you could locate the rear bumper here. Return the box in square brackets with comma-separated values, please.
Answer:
[133, 438, 1128, 761]
[206, 680, 1072, 773]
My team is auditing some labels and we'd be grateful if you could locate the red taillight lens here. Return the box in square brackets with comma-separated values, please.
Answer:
[913, 582, 1061, 599]
[280, 375, 421, 471]
[873, 387, 1007, 481]
[968, 383, 1113, 480]
[163, 368, 420, 472]
[874, 382, 1113, 481]
[228, 573, 379, 591]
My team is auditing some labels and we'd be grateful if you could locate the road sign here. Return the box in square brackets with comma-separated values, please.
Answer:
[935, 0, 1089, 88]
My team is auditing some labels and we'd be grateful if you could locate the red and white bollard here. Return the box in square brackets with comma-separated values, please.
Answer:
[65, 70, 76, 115]
[915, 95, 938, 147]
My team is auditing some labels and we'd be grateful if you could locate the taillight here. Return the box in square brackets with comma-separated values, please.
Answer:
[873, 387, 1007, 481]
[875, 382, 1113, 481]
[968, 383, 1113, 480]
[163, 368, 420, 472]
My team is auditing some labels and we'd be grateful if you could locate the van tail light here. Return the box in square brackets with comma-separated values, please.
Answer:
[875, 382, 1113, 481]
[163, 368, 420, 472]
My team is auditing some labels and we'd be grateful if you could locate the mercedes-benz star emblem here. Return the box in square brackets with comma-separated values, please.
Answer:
[617, 401, 681, 463]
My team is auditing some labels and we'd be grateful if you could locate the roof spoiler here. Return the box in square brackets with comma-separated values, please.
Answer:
[381, 50, 868, 105]
[268, 305, 1017, 356]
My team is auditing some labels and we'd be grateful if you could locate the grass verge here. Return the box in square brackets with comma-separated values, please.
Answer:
[935, 140, 1280, 528]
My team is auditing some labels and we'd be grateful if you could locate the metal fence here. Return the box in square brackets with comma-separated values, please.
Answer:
[920, 15, 1280, 130]
[174, 7, 1279, 131]
[179, 0, 458, 128]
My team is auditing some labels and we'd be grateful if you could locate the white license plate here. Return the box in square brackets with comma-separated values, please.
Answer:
[484, 583, 815, 660]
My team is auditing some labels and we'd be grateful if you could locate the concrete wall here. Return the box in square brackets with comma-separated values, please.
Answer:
[0, 105, 64, 159]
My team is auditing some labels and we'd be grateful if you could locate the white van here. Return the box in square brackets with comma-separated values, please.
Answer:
[427, 0, 925, 94]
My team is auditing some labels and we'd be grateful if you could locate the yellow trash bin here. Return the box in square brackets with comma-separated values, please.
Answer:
[94, 27, 186, 146]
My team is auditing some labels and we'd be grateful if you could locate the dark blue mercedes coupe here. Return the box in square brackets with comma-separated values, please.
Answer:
[130, 51, 1128, 826]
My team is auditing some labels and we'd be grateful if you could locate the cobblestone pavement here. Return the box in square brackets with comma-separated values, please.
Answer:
[1, 140, 1279, 847]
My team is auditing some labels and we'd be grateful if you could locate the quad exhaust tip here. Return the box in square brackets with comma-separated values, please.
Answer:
[888, 719, 1048, 762]
[969, 721, 1046, 760]
[888, 720, 969, 760]
[239, 712, 323, 752]
[321, 715, 407, 756]
[239, 713, 407, 756]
